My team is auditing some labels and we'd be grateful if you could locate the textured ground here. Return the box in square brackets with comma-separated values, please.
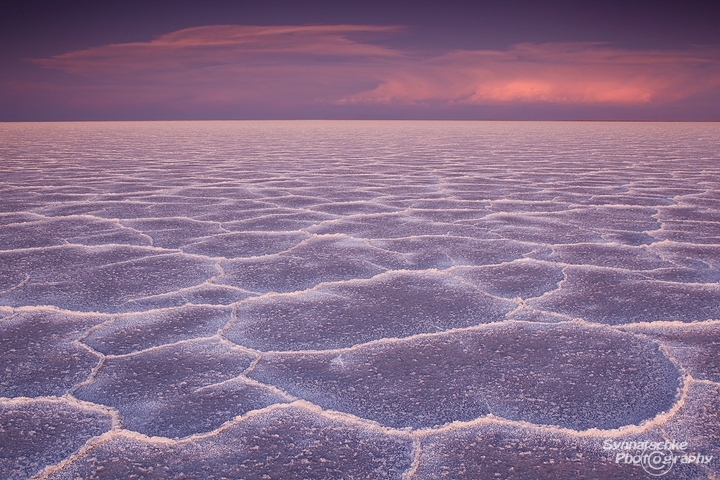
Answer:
[1, 121, 718, 479]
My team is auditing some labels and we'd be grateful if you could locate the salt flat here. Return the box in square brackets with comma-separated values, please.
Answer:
[1, 121, 718, 479]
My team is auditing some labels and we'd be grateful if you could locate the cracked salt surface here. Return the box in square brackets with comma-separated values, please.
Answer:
[1, 121, 719, 479]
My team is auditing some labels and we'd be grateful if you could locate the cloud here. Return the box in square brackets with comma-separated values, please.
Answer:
[24, 25, 720, 117]
[343, 43, 720, 106]
[32, 25, 405, 76]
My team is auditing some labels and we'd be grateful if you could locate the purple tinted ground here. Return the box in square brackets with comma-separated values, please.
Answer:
[0, 121, 718, 479]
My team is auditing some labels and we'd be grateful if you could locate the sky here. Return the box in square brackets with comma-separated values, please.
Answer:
[1, 0, 719, 121]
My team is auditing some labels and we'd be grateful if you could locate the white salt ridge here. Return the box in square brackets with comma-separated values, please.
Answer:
[227, 269, 517, 351]
[73, 338, 274, 438]
[39, 403, 416, 480]
[0, 397, 114, 480]
[219, 234, 408, 294]
[84, 305, 235, 355]
[450, 259, 566, 300]
[249, 321, 681, 430]
[0, 245, 220, 313]
[0, 121, 718, 478]
[413, 380, 718, 479]
[531, 266, 720, 324]
[0, 311, 106, 398]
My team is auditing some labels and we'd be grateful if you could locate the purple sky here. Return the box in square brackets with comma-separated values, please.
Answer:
[2, 0, 719, 121]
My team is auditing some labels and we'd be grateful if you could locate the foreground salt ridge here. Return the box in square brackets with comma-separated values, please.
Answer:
[1, 121, 719, 479]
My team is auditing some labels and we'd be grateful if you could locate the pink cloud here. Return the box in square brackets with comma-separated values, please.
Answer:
[26, 26, 720, 114]
[32, 25, 405, 76]
[344, 43, 720, 106]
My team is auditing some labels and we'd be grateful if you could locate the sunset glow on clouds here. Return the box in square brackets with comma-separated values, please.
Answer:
[345, 43, 720, 106]
[24, 24, 720, 117]
[32, 25, 404, 76]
